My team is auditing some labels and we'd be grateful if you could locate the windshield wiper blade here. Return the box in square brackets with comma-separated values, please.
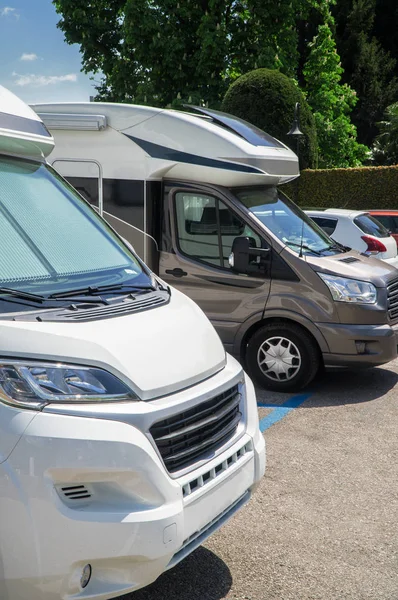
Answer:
[49, 283, 156, 299]
[285, 242, 323, 256]
[0, 287, 47, 304]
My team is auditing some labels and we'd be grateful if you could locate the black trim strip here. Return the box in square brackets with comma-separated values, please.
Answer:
[0, 111, 52, 138]
[124, 134, 263, 174]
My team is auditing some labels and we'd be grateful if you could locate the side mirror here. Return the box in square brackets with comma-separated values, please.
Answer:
[229, 237, 250, 272]
[229, 236, 271, 274]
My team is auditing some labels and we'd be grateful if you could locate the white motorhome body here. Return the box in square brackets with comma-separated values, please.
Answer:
[32, 102, 398, 395]
[0, 88, 265, 600]
[32, 102, 299, 261]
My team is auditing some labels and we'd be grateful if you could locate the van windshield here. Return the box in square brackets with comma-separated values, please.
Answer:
[235, 186, 341, 256]
[0, 156, 150, 297]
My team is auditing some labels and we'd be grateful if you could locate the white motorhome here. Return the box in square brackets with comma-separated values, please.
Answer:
[32, 102, 398, 393]
[0, 86, 265, 600]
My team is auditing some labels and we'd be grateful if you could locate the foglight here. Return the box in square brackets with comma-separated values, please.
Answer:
[0, 360, 137, 409]
[80, 564, 92, 589]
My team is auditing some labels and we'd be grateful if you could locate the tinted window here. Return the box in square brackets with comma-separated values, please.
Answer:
[354, 214, 390, 238]
[175, 192, 261, 269]
[309, 216, 338, 236]
[372, 214, 398, 233]
[188, 106, 285, 148]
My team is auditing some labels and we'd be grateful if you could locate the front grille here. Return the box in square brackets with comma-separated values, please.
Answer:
[150, 385, 242, 473]
[182, 440, 252, 497]
[387, 277, 398, 321]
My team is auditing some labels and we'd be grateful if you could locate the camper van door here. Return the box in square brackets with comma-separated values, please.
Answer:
[160, 184, 271, 351]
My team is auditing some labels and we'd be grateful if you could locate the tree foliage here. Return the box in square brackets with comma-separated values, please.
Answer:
[303, 1, 368, 168]
[53, 0, 305, 107]
[372, 103, 398, 165]
[333, 0, 398, 146]
[222, 69, 318, 169]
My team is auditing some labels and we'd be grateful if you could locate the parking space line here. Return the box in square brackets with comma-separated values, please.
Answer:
[258, 393, 313, 432]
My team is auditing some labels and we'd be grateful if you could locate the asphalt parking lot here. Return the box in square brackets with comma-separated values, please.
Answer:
[124, 361, 398, 600]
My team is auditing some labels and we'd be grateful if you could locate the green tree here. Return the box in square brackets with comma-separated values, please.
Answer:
[333, 0, 398, 146]
[222, 69, 318, 169]
[373, 0, 398, 74]
[303, 1, 368, 168]
[53, 0, 306, 107]
[373, 102, 398, 165]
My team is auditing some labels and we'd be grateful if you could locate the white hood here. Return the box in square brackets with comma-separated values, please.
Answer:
[0, 289, 226, 400]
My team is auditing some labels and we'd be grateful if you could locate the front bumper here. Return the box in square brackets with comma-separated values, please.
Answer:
[316, 321, 398, 366]
[0, 362, 265, 600]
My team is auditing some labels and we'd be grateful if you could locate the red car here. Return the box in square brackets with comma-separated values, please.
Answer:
[368, 210, 398, 247]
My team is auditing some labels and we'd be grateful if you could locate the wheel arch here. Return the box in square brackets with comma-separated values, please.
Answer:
[234, 310, 329, 365]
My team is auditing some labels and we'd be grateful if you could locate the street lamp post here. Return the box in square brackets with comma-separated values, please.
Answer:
[287, 102, 304, 205]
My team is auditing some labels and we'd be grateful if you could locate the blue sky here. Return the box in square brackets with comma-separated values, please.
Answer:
[0, 0, 94, 103]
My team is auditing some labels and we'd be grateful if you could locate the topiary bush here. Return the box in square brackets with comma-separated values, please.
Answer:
[283, 165, 398, 209]
[222, 69, 318, 169]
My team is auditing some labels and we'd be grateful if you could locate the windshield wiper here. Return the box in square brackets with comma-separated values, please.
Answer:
[49, 282, 156, 299]
[285, 242, 323, 256]
[0, 288, 110, 308]
[0, 287, 47, 304]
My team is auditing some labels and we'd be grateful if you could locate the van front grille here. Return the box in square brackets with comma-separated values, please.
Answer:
[387, 277, 398, 321]
[150, 385, 242, 473]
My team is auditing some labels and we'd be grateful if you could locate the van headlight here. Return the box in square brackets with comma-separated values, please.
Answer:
[318, 273, 377, 304]
[0, 361, 137, 410]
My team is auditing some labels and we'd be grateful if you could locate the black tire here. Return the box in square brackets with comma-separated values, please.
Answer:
[245, 322, 320, 392]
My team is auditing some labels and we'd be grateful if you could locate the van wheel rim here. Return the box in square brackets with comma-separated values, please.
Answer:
[257, 336, 301, 382]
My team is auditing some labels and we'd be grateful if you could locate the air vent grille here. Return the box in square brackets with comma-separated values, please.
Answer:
[339, 257, 359, 264]
[57, 484, 92, 505]
[33, 291, 169, 323]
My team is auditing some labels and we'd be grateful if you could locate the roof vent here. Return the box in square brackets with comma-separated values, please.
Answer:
[37, 113, 107, 131]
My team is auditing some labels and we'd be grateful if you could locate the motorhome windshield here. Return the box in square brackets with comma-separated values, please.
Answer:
[0, 155, 150, 299]
[235, 186, 342, 256]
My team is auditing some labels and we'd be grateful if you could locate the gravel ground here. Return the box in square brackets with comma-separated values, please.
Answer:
[122, 362, 398, 600]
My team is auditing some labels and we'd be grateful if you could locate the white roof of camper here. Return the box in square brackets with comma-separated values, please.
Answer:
[31, 102, 299, 186]
[0, 86, 54, 159]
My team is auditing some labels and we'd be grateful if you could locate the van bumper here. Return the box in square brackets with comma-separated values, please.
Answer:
[316, 322, 398, 367]
[0, 366, 265, 600]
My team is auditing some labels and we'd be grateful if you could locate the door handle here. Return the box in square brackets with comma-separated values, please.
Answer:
[165, 268, 188, 278]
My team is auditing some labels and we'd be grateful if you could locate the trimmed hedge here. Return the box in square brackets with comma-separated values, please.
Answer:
[283, 165, 398, 210]
[222, 69, 318, 169]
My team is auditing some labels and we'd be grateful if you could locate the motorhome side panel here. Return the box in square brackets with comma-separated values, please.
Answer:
[46, 127, 153, 260]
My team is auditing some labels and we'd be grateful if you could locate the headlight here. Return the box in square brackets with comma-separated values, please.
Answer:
[318, 273, 377, 304]
[0, 361, 137, 410]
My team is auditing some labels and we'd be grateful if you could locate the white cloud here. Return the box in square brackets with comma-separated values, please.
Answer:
[20, 53, 38, 62]
[12, 72, 78, 87]
[1, 6, 19, 18]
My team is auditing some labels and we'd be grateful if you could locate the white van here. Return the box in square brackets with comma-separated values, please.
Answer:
[0, 86, 265, 600]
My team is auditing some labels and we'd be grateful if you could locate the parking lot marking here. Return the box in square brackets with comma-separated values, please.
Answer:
[258, 393, 313, 432]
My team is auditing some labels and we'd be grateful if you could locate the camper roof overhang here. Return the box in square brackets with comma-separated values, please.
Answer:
[0, 86, 54, 159]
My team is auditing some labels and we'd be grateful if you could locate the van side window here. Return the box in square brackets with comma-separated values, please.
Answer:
[175, 192, 261, 269]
